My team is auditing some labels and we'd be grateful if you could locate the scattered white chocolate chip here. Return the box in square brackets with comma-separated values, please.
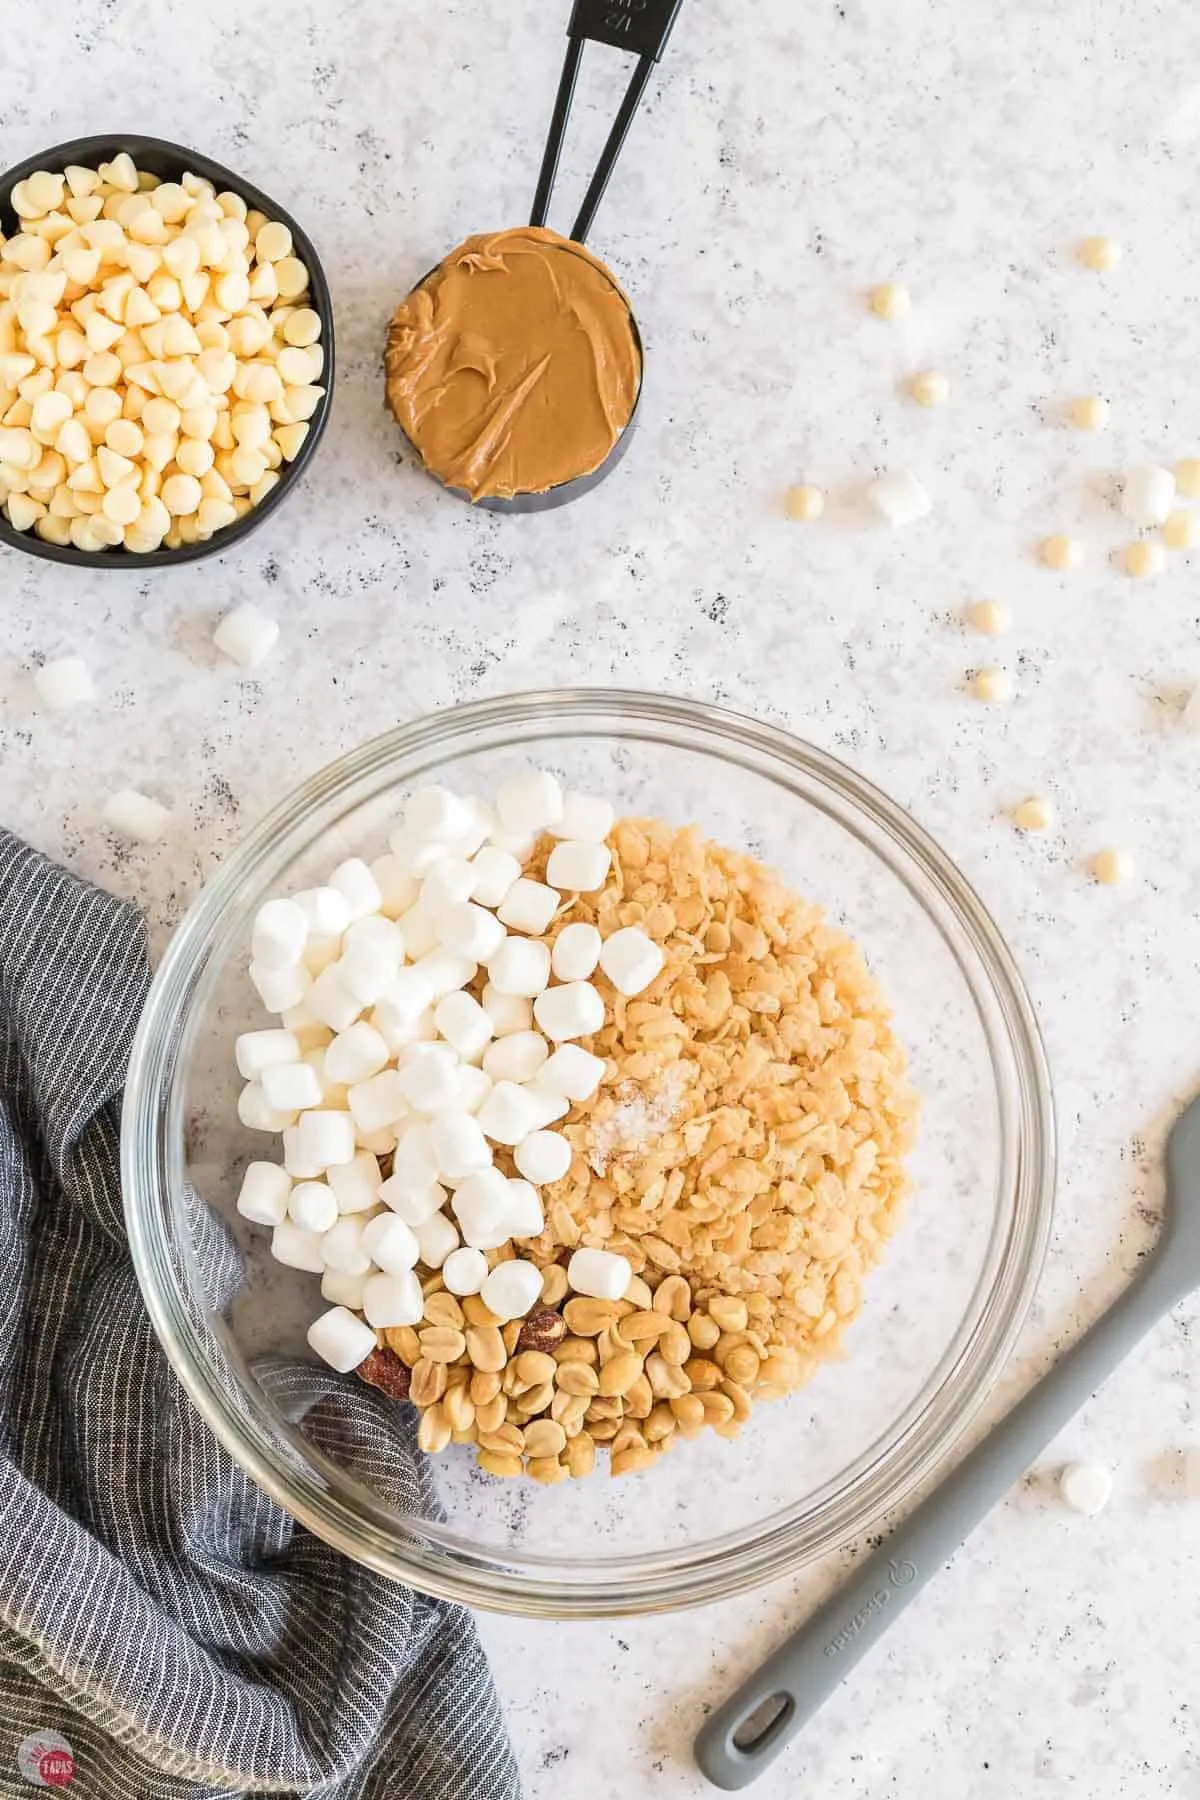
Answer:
[1012, 796, 1055, 832]
[969, 666, 1013, 704]
[1123, 539, 1165, 580]
[1039, 534, 1084, 572]
[967, 599, 1010, 637]
[1068, 395, 1109, 431]
[909, 369, 949, 407]
[33, 655, 95, 711]
[102, 787, 171, 843]
[784, 483, 825, 521]
[214, 603, 280, 668]
[1120, 465, 1175, 528]
[1078, 235, 1122, 272]
[1163, 510, 1200, 552]
[1092, 847, 1136, 886]
[869, 281, 910, 320]
[1059, 1461, 1112, 1515]
[867, 469, 932, 528]
[1176, 459, 1200, 501]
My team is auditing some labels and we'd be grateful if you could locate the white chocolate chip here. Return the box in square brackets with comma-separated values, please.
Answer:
[867, 469, 931, 528]
[967, 600, 1010, 637]
[869, 281, 910, 320]
[784, 483, 825, 521]
[1059, 1461, 1112, 1514]
[1092, 847, 1136, 886]
[1078, 235, 1121, 272]
[910, 370, 949, 407]
[1039, 535, 1084, 572]
[1012, 796, 1055, 832]
[1068, 395, 1109, 431]
[1123, 539, 1165, 580]
[1120, 465, 1175, 529]
[969, 666, 1013, 704]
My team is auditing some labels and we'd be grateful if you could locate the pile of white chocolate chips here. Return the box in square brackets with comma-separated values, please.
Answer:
[235, 770, 918, 1481]
[0, 152, 323, 552]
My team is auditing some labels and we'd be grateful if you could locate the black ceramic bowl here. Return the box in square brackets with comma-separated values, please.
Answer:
[0, 133, 335, 569]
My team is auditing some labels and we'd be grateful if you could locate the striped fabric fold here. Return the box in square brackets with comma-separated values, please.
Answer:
[0, 831, 520, 1800]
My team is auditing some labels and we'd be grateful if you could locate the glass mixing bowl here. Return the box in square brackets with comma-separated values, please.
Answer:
[123, 690, 1054, 1617]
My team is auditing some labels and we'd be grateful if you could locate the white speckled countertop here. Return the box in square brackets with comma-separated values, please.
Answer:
[4, 0, 1200, 1792]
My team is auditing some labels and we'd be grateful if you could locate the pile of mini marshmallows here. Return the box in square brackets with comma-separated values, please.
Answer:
[0, 153, 324, 553]
[234, 769, 665, 1377]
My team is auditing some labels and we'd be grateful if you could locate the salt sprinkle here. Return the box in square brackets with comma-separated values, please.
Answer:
[588, 1065, 688, 1176]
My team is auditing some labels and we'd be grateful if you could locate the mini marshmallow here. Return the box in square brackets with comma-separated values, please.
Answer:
[504, 1177, 546, 1239]
[305, 936, 343, 977]
[442, 1245, 488, 1296]
[238, 1081, 294, 1133]
[523, 1081, 572, 1127]
[483, 1031, 549, 1084]
[539, 1043, 606, 1102]
[1120, 465, 1175, 528]
[380, 1172, 448, 1227]
[252, 897, 309, 970]
[102, 788, 171, 844]
[487, 937, 551, 998]
[295, 1108, 356, 1172]
[497, 878, 560, 936]
[305, 966, 362, 1033]
[320, 1214, 373, 1275]
[599, 926, 664, 998]
[236, 1161, 291, 1226]
[308, 1306, 377, 1373]
[497, 769, 563, 835]
[469, 845, 522, 908]
[280, 1013, 330, 1050]
[326, 1150, 383, 1214]
[370, 854, 420, 918]
[387, 830, 449, 878]
[455, 1065, 493, 1113]
[329, 857, 384, 921]
[551, 922, 602, 982]
[404, 784, 472, 843]
[289, 1180, 339, 1234]
[236, 1028, 300, 1081]
[451, 1167, 511, 1242]
[533, 981, 605, 1043]
[567, 1246, 632, 1302]
[551, 791, 614, 842]
[374, 968, 437, 1038]
[514, 1130, 572, 1186]
[481, 984, 533, 1034]
[415, 1209, 460, 1269]
[361, 1211, 420, 1273]
[486, 828, 538, 863]
[324, 1022, 390, 1087]
[438, 900, 507, 962]
[396, 904, 442, 960]
[261, 1060, 323, 1114]
[429, 1110, 493, 1181]
[390, 1121, 441, 1187]
[321, 1267, 367, 1309]
[397, 1044, 463, 1114]
[355, 1126, 400, 1154]
[271, 1220, 326, 1273]
[250, 960, 311, 1015]
[419, 857, 476, 910]
[282, 1126, 326, 1180]
[546, 840, 612, 893]
[347, 1069, 409, 1135]
[1060, 1461, 1112, 1516]
[481, 1259, 542, 1322]
[33, 655, 95, 711]
[414, 948, 478, 1001]
[435, 989, 494, 1061]
[213, 603, 279, 668]
[363, 1269, 424, 1329]
[293, 887, 352, 937]
[476, 1079, 547, 1146]
[339, 915, 405, 1005]
[867, 469, 932, 527]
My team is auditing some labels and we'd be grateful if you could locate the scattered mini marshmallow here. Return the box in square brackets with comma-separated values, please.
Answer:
[252, 898, 309, 972]
[282, 1125, 326, 1180]
[1120, 465, 1175, 529]
[347, 1068, 410, 1135]
[568, 1246, 633, 1302]
[867, 470, 931, 528]
[1124, 539, 1165, 580]
[33, 655, 95, 711]
[487, 936, 552, 998]
[236, 1028, 300, 1081]
[1012, 796, 1056, 832]
[415, 1209, 460, 1269]
[504, 1178, 546, 1239]
[321, 1267, 367, 1309]
[1078, 235, 1121, 272]
[451, 1167, 511, 1242]
[438, 901, 507, 963]
[1039, 534, 1084, 572]
[442, 1244, 489, 1296]
[469, 845, 523, 907]
[481, 984, 533, 1035]
[419, 856, 476, 911]
[546, 840, 612, 893]
[320, 1214, 373, 1275]
[395, 904, 441, 961]
[552, 792, 615, 842]
[397, 1044, 462, 1114]
[236, 1161, 291, 1226]
[371, 854, 420, 918]
[481, 1258, 543, 1322]
[497, 769, 563, 835]
[784, 483, 825, 521]
[305, 966, 362, 1033]
[307, 1306, 377, 1373]
[325, 1022, 390, 1087]
[429, 1110, 492, 1181]
[363, 1269, 424, 1329]
[271, 1220, 326, 1273]
[213, 603, 279, 668]
[550, 921, 603, 982]
[533, 980, 606, 1042]
[339, 916, 404, 1005]
[1059, 1461, 1112, 1515]
[294, 1108, 356, 1171]
[455, 1065, 493, 1113]
[539, 1043, 605, 1102]
[390, 1121, 441, 1187]
[969, 666, 1013, 704]
[523, 1080, 572, 1127]
[1164, 510, 1200, 552]
[238, 1083, 294, 1133]
[475, 1080, 547, 1145]
[327, 1150, 382, 1215]
[102, 787, 171, 844]
[289, 1179, 339, 1235]
[498, 878, 560, 936]
[909, 370, 949, 407]
[598, 927, 664, 998]
[514, 1129, 572, 1185]
[1092, 847, 1136, 885]
[1068, 395, 1109, 431]
[261, 1060, 323, 1114]
[404, 785, 472, 843]
[869, 280, 910, 319]
[435, 989, 494, 1061]
[330, 858, 384, 921]
[294, 886, 352, 938]
[482, 1030, 549, 1084]
[361, 1210, 420, 1274]
[379, 1172, 447, 1226]
[413, 948, 478, 1001]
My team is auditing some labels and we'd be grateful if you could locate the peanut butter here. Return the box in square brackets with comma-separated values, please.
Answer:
[384, 226, 641, 503]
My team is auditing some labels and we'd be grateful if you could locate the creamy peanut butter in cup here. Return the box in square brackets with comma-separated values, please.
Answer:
[385, 225, 642, 506]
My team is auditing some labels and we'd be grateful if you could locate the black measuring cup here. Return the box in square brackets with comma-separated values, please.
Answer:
[392, 0, 685, 513]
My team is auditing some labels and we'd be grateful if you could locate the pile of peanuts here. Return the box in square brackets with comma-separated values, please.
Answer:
[0, 152, 324, 552]
[363, 1263, 802, 1481]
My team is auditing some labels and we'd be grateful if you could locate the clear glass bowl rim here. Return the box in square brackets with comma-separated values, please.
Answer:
[122, 688, 1055, 1618]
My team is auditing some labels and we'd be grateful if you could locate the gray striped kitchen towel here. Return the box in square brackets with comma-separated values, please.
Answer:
[0, 830, 521, 1800]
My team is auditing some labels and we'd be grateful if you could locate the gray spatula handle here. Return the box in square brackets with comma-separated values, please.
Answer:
[695, 1253, 1184, 1791]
